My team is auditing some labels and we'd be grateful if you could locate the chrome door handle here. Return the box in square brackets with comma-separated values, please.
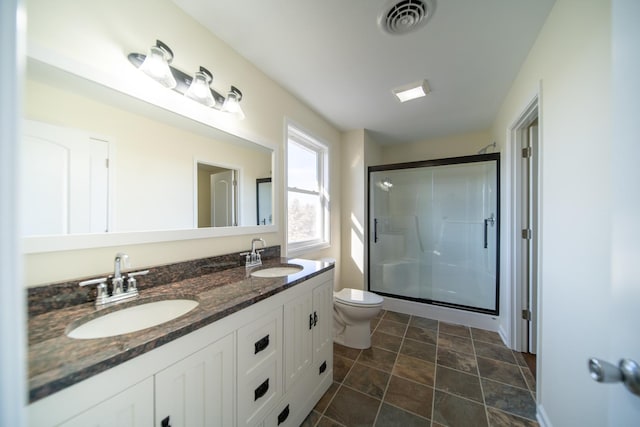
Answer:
[588, 357, 640, 397]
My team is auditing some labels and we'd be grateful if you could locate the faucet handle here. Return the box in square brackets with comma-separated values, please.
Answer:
[79, 277, 109, 304]
[127, 269, 149, 278]
[126, 270, 148, 292]
[79, 277, 108, 287]
[240, 252, 251, 263]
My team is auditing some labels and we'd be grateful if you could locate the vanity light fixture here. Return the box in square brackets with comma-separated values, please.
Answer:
[222, 86, 245, 120]
[138, 40, 177, 89]
[185, 66, 215, 107]
[392, 79, 430, 103]
[128, 40, 245, 118]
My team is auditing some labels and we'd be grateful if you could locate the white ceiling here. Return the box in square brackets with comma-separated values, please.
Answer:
[173, 0, 555, 145]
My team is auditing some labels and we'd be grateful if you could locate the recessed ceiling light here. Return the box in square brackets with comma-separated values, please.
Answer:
[392, 79, 430, 102]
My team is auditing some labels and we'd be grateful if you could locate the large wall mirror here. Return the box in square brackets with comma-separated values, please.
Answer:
[23, 56, 276, 253]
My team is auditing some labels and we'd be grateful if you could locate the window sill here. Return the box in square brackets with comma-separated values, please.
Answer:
[287, 241, 330, 258]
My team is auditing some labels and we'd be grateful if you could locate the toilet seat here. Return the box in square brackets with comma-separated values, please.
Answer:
[334, 288, 383, 307]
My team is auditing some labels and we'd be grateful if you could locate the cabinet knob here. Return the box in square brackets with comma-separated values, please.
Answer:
[161, 416, 171, 427]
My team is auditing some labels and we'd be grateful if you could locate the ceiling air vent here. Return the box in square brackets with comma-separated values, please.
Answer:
[378, 0, 435, 35]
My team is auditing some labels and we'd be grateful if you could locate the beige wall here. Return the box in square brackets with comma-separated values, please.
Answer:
[338, 130, 384, 292]
[490, 0, 611, 424]
[339, 130, 366, 290]
[380, 129, 492, 164]
[23, 0, 341, 285]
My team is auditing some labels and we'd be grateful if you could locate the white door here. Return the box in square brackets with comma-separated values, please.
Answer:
[22, 120, 109, 235]
[601, 0, 640, 423]
[210, 170, 235, 227]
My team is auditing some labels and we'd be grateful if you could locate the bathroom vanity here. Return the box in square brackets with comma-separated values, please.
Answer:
[27, 257, 334, 427]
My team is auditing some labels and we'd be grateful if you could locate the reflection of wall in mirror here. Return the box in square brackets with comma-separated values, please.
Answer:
[24, 78, 272, 234]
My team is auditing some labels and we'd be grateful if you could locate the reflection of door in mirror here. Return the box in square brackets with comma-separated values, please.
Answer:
[256, 178, 272, 225]
[197, 162, 238, 228]
[22, 120, 110, 236]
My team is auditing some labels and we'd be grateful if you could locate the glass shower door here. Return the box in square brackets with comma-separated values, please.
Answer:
[368, 155, 499, 314]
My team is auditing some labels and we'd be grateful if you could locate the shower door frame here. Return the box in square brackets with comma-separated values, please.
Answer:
[367, 153, 501, 315]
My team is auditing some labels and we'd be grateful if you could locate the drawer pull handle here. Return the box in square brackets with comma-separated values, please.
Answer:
[313, 311, 318, 327]
[254, 334, 270, 354]
[309, 313, 313, 330]
[319, 361, 327, 375]
[254, 378, 269, 401]
[277, 404, 290, 425]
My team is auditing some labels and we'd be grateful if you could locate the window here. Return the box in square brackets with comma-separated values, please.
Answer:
[286, 123, 329, 255]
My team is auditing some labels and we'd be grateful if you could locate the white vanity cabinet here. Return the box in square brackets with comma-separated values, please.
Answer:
[28, 268, 333, 427]
[155, 333, 235, 427]
[58, 377, 154, 427]
[266, 279, 334, 427]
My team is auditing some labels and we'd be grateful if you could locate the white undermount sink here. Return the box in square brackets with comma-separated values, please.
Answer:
[67, 299, 199, 339]
[250, 265, 303, 278]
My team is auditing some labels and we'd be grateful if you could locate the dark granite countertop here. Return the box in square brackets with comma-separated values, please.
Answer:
[28, 257, 334, 403]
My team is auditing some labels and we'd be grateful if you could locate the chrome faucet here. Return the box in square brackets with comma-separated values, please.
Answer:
[79, 252, 149, 308]
[251, 238, 266, 253]
[112, 252, 129, 294]
[241, 238, 266, 268]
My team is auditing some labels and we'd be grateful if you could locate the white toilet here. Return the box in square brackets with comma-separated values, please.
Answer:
[333, 288, 384, 349]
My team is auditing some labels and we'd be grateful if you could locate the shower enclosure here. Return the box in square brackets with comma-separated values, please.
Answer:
[368, 154, 500, 315]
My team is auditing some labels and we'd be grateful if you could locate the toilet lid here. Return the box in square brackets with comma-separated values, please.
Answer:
[334, 288, 383, 306]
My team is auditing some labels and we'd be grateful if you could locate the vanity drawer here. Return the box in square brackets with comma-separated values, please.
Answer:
[237, 357, 281, 427]
[237, 307, 282, 376]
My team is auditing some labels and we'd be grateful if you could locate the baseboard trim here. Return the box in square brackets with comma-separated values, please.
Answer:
[537, 403, 552, 427]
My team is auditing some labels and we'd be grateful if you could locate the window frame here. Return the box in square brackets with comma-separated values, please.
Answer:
[285, 122, 330, 256]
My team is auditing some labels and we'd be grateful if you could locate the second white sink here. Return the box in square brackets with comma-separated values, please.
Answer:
[67, 299, 199, 339]
[251, 265, 303, 278]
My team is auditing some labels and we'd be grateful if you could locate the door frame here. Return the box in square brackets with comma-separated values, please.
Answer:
[508, 91, 541, 354]
[0, 0, 26, 424]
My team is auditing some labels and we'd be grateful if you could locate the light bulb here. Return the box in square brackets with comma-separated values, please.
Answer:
[185, 68, 215, 107]
[139, 43, 177, 89]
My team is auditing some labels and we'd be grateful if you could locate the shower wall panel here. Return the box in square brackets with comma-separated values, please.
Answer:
[368, 154, 499, 315]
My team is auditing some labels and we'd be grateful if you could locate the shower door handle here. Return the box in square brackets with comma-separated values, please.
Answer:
[483, 219, 488, 248]
[483, 214, 495, 249]
[374, 218, 379, 243]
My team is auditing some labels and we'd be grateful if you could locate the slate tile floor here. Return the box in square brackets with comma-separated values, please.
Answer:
[301, 310, 537, 427]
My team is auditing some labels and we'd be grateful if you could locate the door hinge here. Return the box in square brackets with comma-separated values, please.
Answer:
[521, 228, 532, 239]
[522, 147, 532, 158]
[105, 158, 109, 168]
[522, 309, 531, 321]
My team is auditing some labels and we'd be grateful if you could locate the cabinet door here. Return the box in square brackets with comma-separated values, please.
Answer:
[283, 292, 313, 391]
[59, 377, 154, 427]
[312, 280, 333, 362]
[155, 333, 234, 427]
